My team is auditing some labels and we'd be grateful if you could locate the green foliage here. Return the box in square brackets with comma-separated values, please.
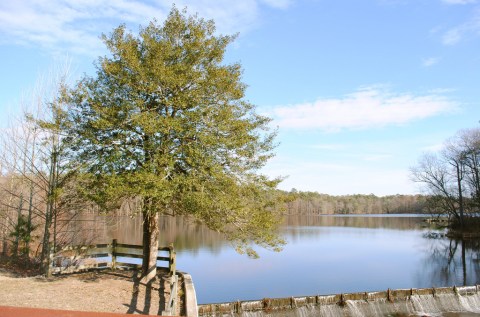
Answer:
[64, 7, 284, 256]
[10, 214, 37, 256]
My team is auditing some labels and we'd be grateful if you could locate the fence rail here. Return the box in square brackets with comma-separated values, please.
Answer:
[49, 239, 176, 275]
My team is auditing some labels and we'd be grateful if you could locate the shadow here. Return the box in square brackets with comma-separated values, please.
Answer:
[34, 269, 132, 284]
[124, 269, 159, 315]
[157, 275, 167, 315]
[78, 273, 101, 283]
[143, 280, 153, 315]
[101, 270, 133, 279]
[126, 270, 140, 314]
[33, 273, 69, 283]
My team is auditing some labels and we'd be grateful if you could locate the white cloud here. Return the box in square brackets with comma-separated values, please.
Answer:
[177, 0, 260, 34]
[0, 0, 289, 57]
[443, 27, 464, 45]
[427, 87, 457, 94]
[271, 87, 458, 131]
[260, 0, 293, 9]
[422, 57, 441, 67]
[441, 7, 480, 45]
[441, 0, 477, 4]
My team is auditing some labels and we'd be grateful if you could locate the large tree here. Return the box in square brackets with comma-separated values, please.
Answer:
[64, 8, 284, 283]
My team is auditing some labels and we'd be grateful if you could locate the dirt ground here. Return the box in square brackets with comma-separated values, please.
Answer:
[0, 267, 182, 316]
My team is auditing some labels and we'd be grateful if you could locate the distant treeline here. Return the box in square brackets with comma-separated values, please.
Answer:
[283, 190, 427, 215]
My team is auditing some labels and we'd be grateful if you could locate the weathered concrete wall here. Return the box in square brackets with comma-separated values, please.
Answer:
[197, 285, 480, 317]
[179, 272, 198, 317]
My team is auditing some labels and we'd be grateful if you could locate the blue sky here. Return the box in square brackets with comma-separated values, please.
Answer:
[0, 0, 479, 196]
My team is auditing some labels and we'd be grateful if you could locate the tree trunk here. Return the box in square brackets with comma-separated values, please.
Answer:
[142, 209, 149, 274]
[25, 136, 36, 258]
[41, 147, 57, 275]
[41, 200, 53, 275]
[1, 239, 7, 256]
[141, 209, 159, 284]
[26, 180, 34, 258]
[461, 239, 467, 286]
[456, 162, 465, 230]
[13, 194, 24, 258]
[53, 203, 57, 253]
[2, 209, 8, 256]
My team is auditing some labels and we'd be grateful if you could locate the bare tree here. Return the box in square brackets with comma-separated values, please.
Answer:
[0, 61, 82, 273]
[458, 129, 480, 213]
[411, 127, 480, 231]
[0, 108, 42, 259]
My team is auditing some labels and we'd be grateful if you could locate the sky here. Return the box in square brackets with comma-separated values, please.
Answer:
[0, 0, 479, 196]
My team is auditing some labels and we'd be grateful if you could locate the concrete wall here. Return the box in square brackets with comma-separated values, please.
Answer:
[197, 285, 480, 316]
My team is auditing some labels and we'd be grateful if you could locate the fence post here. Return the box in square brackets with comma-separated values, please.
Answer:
[163, 244, 177, 316]
[170, 274, 178, 314]
[168, 244, 176, 277]
[111, 239, 117, 271]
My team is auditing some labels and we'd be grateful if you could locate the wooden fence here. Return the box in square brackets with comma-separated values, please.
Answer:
[49, 239, 176, 275]
[49, 240, 179, 316]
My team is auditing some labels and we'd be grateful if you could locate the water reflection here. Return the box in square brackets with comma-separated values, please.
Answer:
[283, 214, 427, 242]
[76, 214, 426, 250]
[65, 213, 480, 303]
[284, 214, 426, 230]
[417, 236, 480, 288]
[68, 214, 225, 253]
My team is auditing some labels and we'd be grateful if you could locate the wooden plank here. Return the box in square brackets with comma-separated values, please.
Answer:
[88, 253, 110, 258]
[115, 261, 169, 269]
[111, 254, 170, 261]
[115, 262, 142, 268]
[94, 244, 110, 248]
[115, 246, 142, 255]
[114, 252, 143, 259]
[61, 243, 172, 251]
[116, 243, 142, 249]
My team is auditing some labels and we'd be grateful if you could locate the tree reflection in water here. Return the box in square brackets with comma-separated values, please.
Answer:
[419, 235, 480, 287]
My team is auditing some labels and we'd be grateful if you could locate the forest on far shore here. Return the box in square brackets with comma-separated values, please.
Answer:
[283, 190, 426, 215]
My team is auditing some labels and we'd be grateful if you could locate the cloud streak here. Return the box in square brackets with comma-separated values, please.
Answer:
[0, 0, 291, 57]
[441, 0, 477, 4]
[422, 57, 441, 67]
[441, 6, 480, 45]
[272, 87, 458, 131]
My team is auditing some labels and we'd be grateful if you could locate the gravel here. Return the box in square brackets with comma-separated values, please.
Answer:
[0, 268, 168, 315]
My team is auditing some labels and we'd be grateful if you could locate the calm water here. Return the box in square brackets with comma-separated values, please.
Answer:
[82, 214, 480, 304]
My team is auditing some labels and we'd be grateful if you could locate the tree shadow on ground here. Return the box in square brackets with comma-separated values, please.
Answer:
[125, 270, 166, 315]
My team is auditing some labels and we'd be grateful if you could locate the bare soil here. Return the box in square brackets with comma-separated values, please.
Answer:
[0, 267, 182, 316]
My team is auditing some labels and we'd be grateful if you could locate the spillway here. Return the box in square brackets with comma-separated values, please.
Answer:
[198, 286, 480, 316]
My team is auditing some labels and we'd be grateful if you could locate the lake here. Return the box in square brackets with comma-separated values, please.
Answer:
[85, 213, 480, 304]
